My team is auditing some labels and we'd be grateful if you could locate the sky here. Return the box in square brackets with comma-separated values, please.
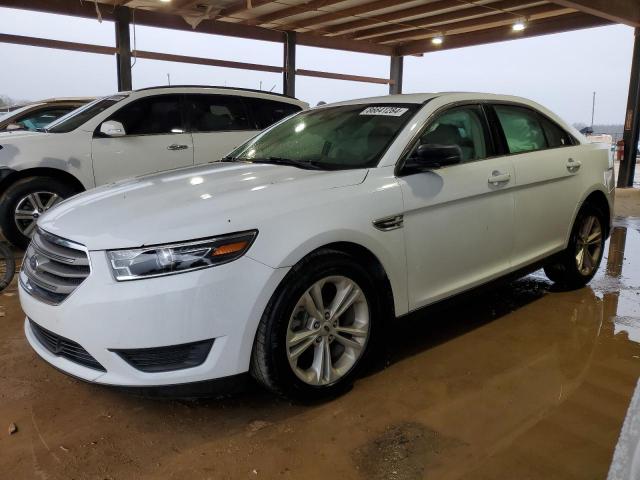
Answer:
[0, 6, 635, 125]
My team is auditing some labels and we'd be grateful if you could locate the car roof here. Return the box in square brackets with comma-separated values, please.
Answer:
[326, 92, 553, 106]
[324, 92, 581, 143]
[129, 85, 308, 108]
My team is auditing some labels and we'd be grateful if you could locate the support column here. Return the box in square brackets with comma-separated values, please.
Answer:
[618, 28, 640, 188]
[389, 55, 403, 95]
[114, 6, 132, 92]
[283, 31, 296, 97]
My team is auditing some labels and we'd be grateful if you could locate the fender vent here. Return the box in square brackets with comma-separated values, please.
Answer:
[373, 214, 404, 231]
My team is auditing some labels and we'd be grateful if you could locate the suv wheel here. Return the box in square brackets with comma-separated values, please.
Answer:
[0, 177, 78, 249]
[251, 249, 381, 400]
[544, 203, 606, 288]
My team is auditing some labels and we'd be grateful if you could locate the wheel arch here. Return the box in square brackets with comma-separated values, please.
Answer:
[316, 241, 396, 318]
[565, 186, 613, 247]
[266, 240, 398, 322]
[0, 168, 85, 199]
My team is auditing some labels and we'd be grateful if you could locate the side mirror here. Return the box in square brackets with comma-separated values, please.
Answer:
[6, 123, 23, 131]
[402, 143, 462, 174]
[99, 120, 126, 137]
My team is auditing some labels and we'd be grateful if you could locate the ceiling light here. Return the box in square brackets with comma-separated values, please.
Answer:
[160, 0, 171, 3]
[512, 21, 526, 31]
[431, 36, 444, 45]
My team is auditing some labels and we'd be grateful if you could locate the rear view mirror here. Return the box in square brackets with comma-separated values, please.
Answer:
[402, 143, 462, 174]
[100, 120, 126, 137]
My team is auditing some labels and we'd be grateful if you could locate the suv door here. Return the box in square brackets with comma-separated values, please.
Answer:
[398, 104, 516, 309]
[489, 104, 582, 266]
[185, 94, 259, 165]
[91, 94, 193, 185]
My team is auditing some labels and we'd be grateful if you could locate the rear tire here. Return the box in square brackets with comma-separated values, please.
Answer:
[0, 177, 78, 249]
[543, 203, 606, 288]
[250, 249, 383, 400]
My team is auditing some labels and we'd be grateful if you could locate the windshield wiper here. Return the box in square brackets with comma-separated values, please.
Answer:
[250, 157, 327, 170]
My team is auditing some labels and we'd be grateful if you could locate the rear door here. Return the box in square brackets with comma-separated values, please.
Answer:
[91, 94, 193, 185]
[399, 104, 516, 309]
[488, 103, 582, 266]
[185, 94, 259, 165]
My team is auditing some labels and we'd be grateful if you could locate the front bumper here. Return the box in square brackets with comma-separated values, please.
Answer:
[20, 250, 288, 386]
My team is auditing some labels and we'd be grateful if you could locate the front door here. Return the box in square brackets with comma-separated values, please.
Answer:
[92, 94, 194, 185]
[398, 104, 516, 310]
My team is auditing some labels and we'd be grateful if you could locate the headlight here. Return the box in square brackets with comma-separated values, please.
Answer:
[107, 230, 257, 281]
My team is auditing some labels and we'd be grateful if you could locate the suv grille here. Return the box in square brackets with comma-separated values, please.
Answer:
[29, 319, 105, 372]
[21, 229, 90, 305]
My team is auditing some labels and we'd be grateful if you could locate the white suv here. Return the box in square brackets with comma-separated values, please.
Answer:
[20, 93, 614, 400]
[0, 86, 307, 247]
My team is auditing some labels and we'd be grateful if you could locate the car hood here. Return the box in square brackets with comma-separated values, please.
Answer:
[39, 162, 368, 250]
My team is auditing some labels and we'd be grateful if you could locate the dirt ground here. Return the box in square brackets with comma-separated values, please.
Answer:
[2, 190, 640, 479]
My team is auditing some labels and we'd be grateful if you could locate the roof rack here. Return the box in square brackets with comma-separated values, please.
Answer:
[134, 85, 298, 100]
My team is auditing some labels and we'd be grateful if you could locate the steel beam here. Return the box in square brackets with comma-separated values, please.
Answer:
[389, 56, 403, 94]
[283, 31, 296, 97]
[114, 6, 132, 92]
[550, 0, 640, 27]
[618, 27, 640, 188]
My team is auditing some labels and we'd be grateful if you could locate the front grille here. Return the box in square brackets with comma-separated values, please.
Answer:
[112, 339, 214, 373]
[21, 229, 90, 305]
[29, 319, 105, 372]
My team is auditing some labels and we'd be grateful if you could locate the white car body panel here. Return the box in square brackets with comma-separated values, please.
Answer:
[92, 132, 194, 184]
[192, 130, 259, 165]
[20, 92, 614, 387]
[400, 155, 515, 308]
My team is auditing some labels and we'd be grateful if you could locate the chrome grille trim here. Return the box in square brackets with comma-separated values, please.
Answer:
[21, 229, 91, 305]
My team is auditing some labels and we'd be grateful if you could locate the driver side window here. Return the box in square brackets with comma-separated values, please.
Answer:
[417, 105, 489, 163]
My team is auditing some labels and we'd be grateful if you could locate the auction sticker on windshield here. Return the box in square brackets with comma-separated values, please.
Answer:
[360, 106, 409, 116]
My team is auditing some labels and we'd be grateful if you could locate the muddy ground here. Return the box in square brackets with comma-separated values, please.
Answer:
[1, 190, 640, 479]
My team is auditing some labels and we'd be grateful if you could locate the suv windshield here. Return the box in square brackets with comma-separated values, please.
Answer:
[228, 103, 419, 169]
[47, 95, 128, 133]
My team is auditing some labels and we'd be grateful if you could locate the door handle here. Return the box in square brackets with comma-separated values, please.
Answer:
[566, 158, 582, 173]
[167, 144, 189, 151]
[488, 170, 511, 186]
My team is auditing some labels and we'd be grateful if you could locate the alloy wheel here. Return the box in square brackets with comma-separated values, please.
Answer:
[14, 191, 63, 238]
[575, 214, 603, 276]
[286, 275, 370, 386]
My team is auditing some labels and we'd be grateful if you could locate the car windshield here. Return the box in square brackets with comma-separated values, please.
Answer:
[47, 95, 128, 133]
[228, 103, 419, 170]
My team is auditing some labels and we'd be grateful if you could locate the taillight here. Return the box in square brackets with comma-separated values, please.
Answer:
[616, 140, 625, 162]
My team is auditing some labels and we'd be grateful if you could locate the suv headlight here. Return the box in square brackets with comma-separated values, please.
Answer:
[107, 230, 257, 281]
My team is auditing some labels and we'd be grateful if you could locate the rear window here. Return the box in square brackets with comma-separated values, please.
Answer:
[245, 98, 303, 129]
[185, 94, 251, 132]
[494, 105, 548, 154]
[539, 116, 575, 148]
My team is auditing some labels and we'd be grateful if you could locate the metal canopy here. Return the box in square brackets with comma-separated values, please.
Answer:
[1, 0, 638, 56]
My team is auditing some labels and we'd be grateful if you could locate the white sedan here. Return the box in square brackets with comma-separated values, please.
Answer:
[19, 92, 614, 399]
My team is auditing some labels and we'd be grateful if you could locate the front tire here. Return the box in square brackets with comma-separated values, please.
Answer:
[544, 203, 606, 288]
[250, 249, 382, 400]
[0, 177, 78, 249]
